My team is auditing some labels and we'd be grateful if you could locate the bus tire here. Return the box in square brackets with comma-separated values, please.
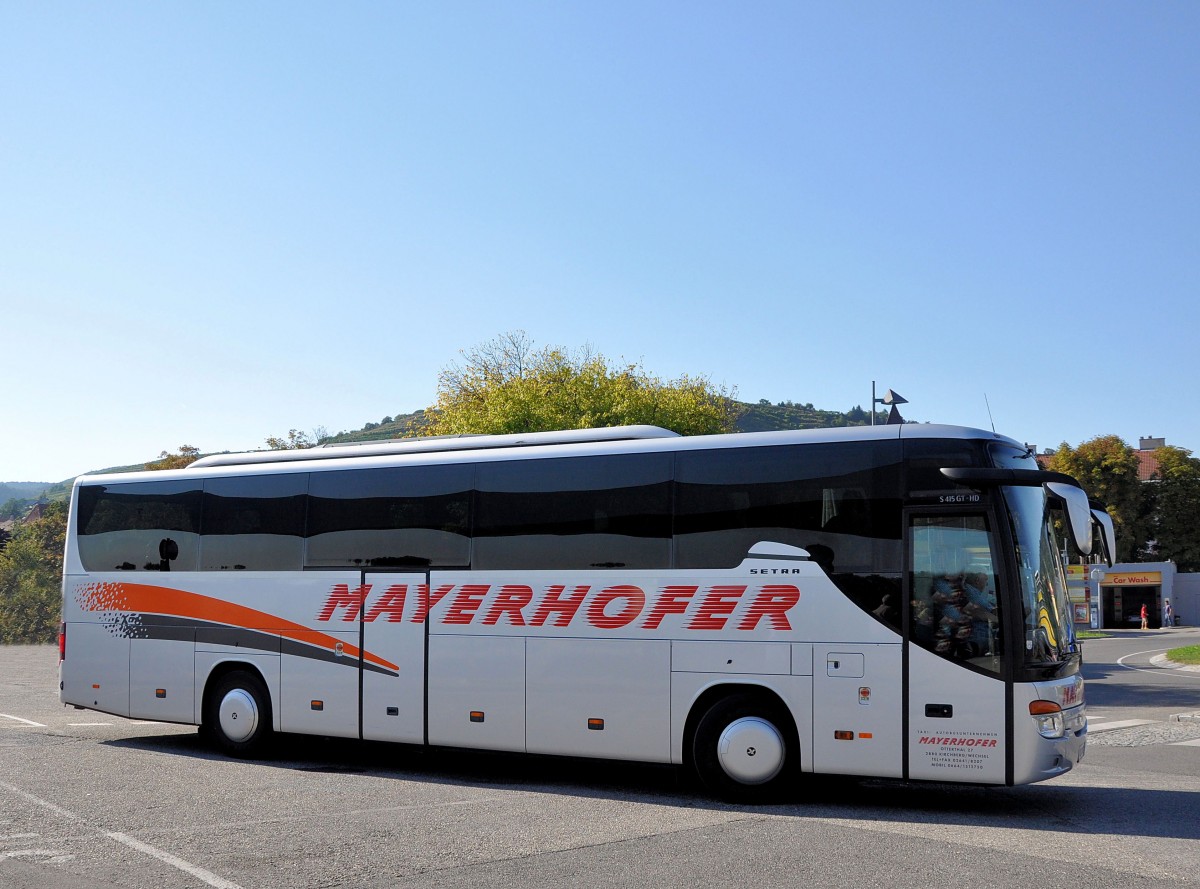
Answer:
[205, 670, 273, 758]
[691, 693, 797, 802]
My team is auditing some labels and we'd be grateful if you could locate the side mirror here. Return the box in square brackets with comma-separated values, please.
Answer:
[1045, 482, 1092, 556]
[1090, 508, 1116, 567]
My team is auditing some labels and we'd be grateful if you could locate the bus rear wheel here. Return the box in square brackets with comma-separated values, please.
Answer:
[205, 670, 273, 758]
[692, 693, 797, 802]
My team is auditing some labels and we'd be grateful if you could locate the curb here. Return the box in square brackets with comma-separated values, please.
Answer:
[1149, 654, 1200, 672]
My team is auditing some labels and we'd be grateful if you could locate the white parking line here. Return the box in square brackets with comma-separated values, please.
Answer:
[68, 722, 115, 727]
[0, 849, 74, 864]
[0, 781, 77, 820]
[0, 713, 46, 728]
[0, 780, 245, 889]
[107, 832, 246, 889]
[1087, 719, 1156, 733]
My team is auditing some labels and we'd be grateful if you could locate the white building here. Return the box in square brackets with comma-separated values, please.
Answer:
[1088, 561, 1196, 629]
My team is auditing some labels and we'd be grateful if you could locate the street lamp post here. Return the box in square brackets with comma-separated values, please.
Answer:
[871, 381, 908, 426]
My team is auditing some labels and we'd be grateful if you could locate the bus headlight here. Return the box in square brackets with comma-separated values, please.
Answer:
[1029, 700, 1065, 739]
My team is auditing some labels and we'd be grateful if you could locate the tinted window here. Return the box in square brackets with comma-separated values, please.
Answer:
[474, 454, 671, 569]
[902, 437, 994, 497]
[910, 514, 1003, 674]
[675, 443, 903, 626]
[76, 480, 202, 571]
[200, 474, 308, 570]
[676, 443, 901, 565]
[307, 464, 472, 568]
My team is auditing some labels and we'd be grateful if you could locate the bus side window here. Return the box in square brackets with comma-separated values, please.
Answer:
[675, 444, 831, 569]
[306, 464, 472, 568]
[674, 444, 903, 631]
[76, 480, 202, 572]
[200, 474, 308, 571]
[473, 453, 672, 570]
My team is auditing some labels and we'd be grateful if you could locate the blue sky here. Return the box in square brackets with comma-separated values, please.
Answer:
[3, 3, 1197, 482]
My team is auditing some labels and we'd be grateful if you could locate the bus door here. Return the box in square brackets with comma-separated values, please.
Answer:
[905, 512, 1008, 784]
[359, 571, 428, 744]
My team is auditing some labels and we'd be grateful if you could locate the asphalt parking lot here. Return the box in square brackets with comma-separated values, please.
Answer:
[5, 645, 1200, 889]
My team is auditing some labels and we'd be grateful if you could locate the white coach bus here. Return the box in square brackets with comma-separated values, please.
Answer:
[59, 424, 1113, 800]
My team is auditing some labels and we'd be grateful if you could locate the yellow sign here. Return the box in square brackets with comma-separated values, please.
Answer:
[1101, 572, 1162, 586]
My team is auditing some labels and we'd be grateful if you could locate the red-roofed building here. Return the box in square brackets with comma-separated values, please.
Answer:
[1135, 436, 1164, 481]
[1034, 436, 1167, 479]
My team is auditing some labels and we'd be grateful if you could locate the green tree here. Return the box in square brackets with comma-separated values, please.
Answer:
[1147, 446, 1200, 571]
[423, 332, 740, 437]
[0, 501, 67, 643]
[1047, 435, 1147, 562]
[265, 427, 329, 450]
[1, 498, 26, 521]
[146, 445, 202, 470]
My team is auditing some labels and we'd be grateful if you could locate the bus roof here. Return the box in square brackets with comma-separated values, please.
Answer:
[187, 425, 682, 469]
[74, 424, 1025, 487]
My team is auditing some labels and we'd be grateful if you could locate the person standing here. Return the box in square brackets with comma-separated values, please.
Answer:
[1164, 598, 1174, 629]
[1141, 603, 1149, 630]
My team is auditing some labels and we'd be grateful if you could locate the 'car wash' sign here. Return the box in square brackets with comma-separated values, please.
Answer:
[1104, 572, 1162, 586]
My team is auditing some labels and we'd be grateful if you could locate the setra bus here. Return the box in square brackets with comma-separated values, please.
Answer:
[58, 423, 1113, 800]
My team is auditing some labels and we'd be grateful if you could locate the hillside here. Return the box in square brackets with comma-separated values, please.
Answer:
[322, 400, 880, 445]
[733, 400, 873, 433]
[0, 481, 54, 502]
[323, 409, 431, 444]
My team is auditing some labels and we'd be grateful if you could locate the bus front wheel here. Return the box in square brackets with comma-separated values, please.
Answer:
[692, 693, 797, 802]
[205, 670, 273, 758]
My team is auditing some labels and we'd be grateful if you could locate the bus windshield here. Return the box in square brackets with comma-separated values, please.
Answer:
[1002, 484, 1078, 669]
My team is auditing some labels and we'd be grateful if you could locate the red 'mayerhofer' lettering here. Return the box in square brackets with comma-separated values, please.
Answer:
[444, 584, 491, 624]
[410, 584, 455, 624]
[586, 585, 645, 629]
[529, 585, 589, 627]
[641, 586, 697, 630]
[316, 580, 802, 633]
[737, 585, 800, 631]
[483, 585, 534, 626]
[363, 584, 408, 623]
[316, 584, 371, 622]
[687, 586, 746, 630]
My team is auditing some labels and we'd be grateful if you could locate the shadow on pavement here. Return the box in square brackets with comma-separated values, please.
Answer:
[105, 731, 1200, 842]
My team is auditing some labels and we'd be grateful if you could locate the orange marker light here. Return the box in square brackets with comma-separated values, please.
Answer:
[1030, 699, 1065, 739]
[834, 730, 855, 740]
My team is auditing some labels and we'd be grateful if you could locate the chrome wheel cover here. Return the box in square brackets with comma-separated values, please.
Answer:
[218, 688, 259, 743]
[716, 716, 785, 785]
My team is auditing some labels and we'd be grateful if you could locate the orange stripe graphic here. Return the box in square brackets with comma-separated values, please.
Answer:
[76, 581, 399, 673]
